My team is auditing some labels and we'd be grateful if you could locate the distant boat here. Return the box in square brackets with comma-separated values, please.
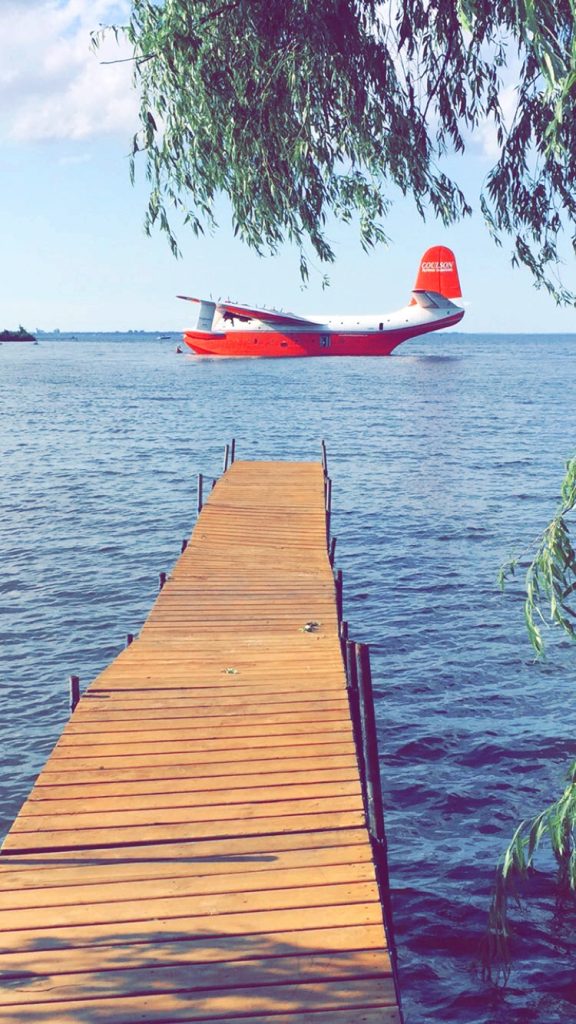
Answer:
[0, 326, 36, 343]
[158, 334, 171, 340]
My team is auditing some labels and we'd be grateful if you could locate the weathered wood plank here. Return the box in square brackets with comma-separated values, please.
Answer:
[0, 879, 381, 931]
[0, 949, 391, 1006]
[66, 706, 350, 729]
[27, 765, 359, 798]
[0, 842, 373, 896]
[11, 794, 364, 833]
[35, 752, 359, 786]
[1, 810, 366, 853]
[20, 780, 362, 816]
[0, 861, 375, 912]
[0, 923, 388, 977]
[35, 741, 357, 772]
[0, 977, 397, 1023]
[71, 697, 350, 720]
[0, 901, 385, 955]
[0, 827, 369, 871]
[53, 720, 354, 750]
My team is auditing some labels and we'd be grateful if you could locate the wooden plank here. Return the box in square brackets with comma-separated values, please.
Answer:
[1, 810, 366, 852]
[20, 780, 362, 816]
[123, 1011, 400, 1024]
[35, 741, 357, 772]
[68, 703, 350, 726]
[0, 861, 375, 912]
[89, 655, 345, 666]
[54, 720, 354, 749]
[73, 695, 350, 713]
[11, 795, 364, 834]
[25, 766, 359, 800]
[0, 949, 391, 1006]
[0, 977, 397, 1022]
[0, 923, 388, 977]
[89, 651, 345, 663]
[0, 902, 384, 955]
[0, 842, 373, 895]
[33, 752, 359, 786]
[0, 827, 369, 871]
[87, 678, 348, 694]
[0, 879, 381, 931]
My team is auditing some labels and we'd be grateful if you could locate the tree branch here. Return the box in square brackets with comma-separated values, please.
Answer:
[100, 53, 157, 65]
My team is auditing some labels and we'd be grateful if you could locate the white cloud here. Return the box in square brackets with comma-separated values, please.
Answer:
[0, 0, 139, 142]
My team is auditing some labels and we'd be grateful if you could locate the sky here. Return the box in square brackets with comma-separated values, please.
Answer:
[0, 0, 574, 334]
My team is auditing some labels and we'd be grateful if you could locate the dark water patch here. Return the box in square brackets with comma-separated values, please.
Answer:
[459, 738, 576, 769]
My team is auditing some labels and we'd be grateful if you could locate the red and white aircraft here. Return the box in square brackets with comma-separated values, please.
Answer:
[178, 245, 463, 357]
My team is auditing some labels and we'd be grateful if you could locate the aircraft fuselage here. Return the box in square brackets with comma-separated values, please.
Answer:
[183, 304, 464, 357]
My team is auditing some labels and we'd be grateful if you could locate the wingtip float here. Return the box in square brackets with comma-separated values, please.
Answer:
[179, 246, 464, 357]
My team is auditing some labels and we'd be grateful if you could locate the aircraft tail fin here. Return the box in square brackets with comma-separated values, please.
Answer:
[413, 246, 461, 299]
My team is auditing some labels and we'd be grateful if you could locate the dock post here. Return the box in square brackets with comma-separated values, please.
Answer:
[345, 640, 366, 797]
[325, 477, 332, 543]
[181, 538, 188, 554]
[159, 572, 167, 591]
[223, 443, 230, 473]
[126, 633, 134, 647]
[321, 439, 328, 477]
[69, 674, 80, 714]
[354, 642, 399, 967]
[355, 643, 386, 842]
[352, 643, 397, 937]
[335, 568, 343, 622]
[230, 437, 236, 464]
[329, 535, 337, 566]
[339, 618, 348, 661]
[197, 473, 204, 514]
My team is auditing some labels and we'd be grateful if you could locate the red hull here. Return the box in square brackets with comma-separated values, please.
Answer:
[184, 312, 463, 357]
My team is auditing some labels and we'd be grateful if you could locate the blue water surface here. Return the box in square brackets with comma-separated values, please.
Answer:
[1, 332, 576, 1022]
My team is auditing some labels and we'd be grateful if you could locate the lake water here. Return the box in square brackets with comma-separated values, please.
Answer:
[1, 332, 576, 1022]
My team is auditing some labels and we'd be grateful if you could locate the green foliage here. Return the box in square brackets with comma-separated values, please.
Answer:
[500, 456, 576, 656]
[487, 457, 576, 979]
[95, 1, 576, 294]
[483, 762, 576, 980]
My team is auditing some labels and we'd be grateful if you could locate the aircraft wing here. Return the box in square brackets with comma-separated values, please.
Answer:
[177, 295, 318, 327]
[216, 301, 318, 326]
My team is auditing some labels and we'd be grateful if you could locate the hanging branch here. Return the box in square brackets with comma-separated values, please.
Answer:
[485, 456, 576, 978]
[95, 1, 576, 296]
[500, 456, 576, 656]
[483, 762, 576, 981]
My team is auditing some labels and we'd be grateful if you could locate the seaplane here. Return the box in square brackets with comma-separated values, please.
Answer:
[178, 245, 464, 357]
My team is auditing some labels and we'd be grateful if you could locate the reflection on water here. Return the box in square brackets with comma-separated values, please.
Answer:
[1, 331, 576, 1022]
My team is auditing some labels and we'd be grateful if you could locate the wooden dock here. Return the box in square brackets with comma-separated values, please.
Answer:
[0, 456, 401, 1023]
